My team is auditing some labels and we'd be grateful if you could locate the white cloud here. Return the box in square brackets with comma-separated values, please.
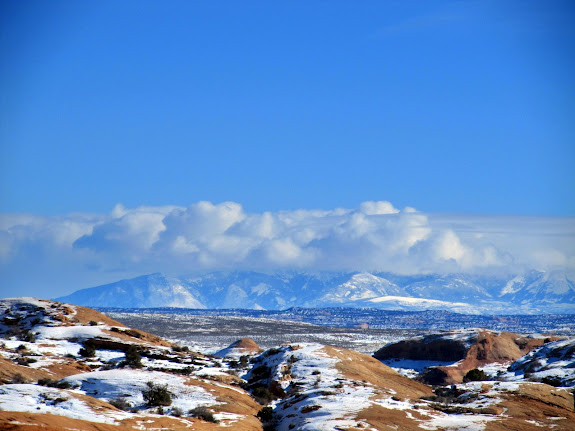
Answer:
[0, 201, 574, 297]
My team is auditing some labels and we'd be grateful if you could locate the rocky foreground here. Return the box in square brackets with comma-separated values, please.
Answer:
[0, 298, 574, 430]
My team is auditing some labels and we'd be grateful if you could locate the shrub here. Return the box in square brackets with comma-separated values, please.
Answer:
[11, 373, 27, 384]
[250, 365, 271, 382]
[287, 355, 299, 364]
[89, 321, 98, 326]
[79, 341, 96, 358]
[265, 348, 281, 357]
[124, 329, 142, 339]
[142, 381, 172, 406]
[124, 345, 142, 368]
[301, 405, 321, 413]
[37, 377, 71, 389]
[18, 331, 36, 343]
[179, 366, 194, 375]
[257, 406, 274, 422]
[541, 376, 562, 387]
[56, 380, 71, 389]
[15, 356, 36, 366]
[109, 396, 132, 411]
[252, 386, 275, 404]
[38, 377, 57, 387]
[239, 355, 249, 368]
[171, 407, 183, 417]
[189, 406, 218, 423]
[463, 368, 489, 382]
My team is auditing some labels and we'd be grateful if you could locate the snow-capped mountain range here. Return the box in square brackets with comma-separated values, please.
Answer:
[54, 270, 575, 315]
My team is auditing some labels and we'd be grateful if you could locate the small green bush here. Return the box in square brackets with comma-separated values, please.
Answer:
[463, 368, 489, 382]
[18, 330, 36, 343]
[189, 406, 218, 423]
[109, 396, 131, 411]
[252, 386, 275, 404]
[15, 356, 36, 366]
[142, 381, 172, 406]
[239, 355, 249, 368]
[37, 377, 72, 389]
[79, 341, 96, 358]
[541, 376, 562, 387]
[11, 373, 27, 384]
[257, 406, 274, 422]
[124, 345, 142, 368]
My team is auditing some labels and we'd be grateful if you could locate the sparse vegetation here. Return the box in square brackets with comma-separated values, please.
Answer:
[11, 373, 27, 383]
[463, 368, 489, 382]
[38, 377, 72, 389]
[171, 406, 183, 417]
[257, 406, 274, 422]
[15, 356, 37, 366]
[79, 341, 96, 357]
[540, 376, 562, 387]
[142, 381, 172, 406]
[239, 355, 249, 367]
[18, 330, 36, 342]
[252, 386, 275, 404]
[109, 396, 131, 411]
[265, 348, 282, 357]
[123, 344, 142, 368]
[301, 404, 321, 413]
[189, 406, 218, 423]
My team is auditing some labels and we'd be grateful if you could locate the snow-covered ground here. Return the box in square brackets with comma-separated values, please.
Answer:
[64, 369, 219, 413]
[503, 338, 575, 386]
[248, 343, 377, 430]
[0, 383, 129, 424]
[1, 298, 574, 430]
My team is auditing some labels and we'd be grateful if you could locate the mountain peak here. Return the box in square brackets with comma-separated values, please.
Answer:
[54, 270, 575, 314]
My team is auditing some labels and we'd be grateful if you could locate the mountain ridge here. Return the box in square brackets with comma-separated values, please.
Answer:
[54, 270, 575, 315]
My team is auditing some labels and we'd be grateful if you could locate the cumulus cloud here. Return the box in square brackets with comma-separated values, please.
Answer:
[1, 201, 574, 297]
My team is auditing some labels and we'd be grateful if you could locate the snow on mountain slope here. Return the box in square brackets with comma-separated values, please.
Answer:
[317, 272, 405, 304]
[56, 273, 206, 308]
[405, 274, 492, 303]
[506, 338, 575, 387]
[366, 295, 481, 314]
[500, 270, 575, 306]
[0, 298, 265, 430]
[54, 270, 575, 314]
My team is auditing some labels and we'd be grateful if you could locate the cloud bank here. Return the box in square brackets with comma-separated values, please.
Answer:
[1, 201, 574, 297]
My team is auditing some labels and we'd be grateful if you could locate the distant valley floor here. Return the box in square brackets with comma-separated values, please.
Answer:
[103, 307, 575, 355]
[104, 311, 423, 354]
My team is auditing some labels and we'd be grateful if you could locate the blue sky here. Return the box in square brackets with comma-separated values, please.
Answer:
[1, 0, 574, 216]
[1, 1, 575, 297]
